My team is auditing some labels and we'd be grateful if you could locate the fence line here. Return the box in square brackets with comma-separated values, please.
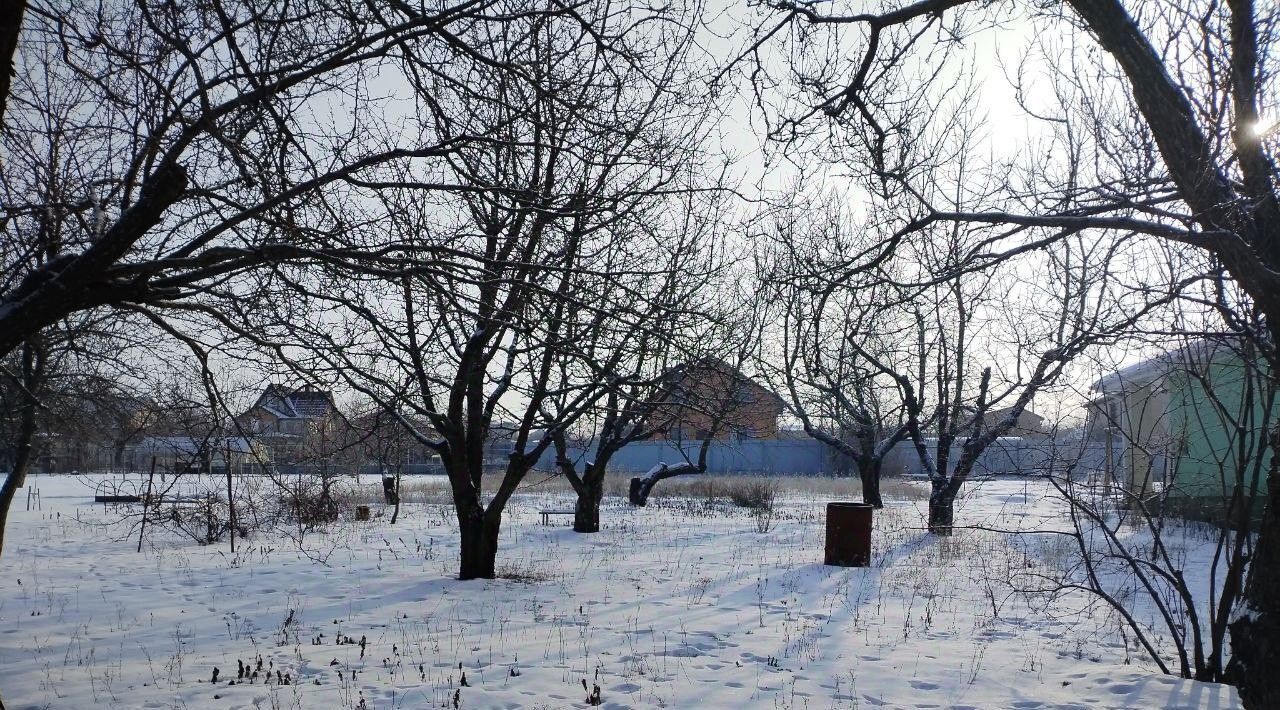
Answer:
[538, 437, 1110, 477]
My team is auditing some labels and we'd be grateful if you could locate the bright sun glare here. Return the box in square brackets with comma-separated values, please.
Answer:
[1249, 116, 1277, 138]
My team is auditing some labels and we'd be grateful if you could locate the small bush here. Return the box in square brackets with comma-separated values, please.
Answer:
[163, 493, 233, 545]
[726, 479, 777, 510]
[496, 560, 556, 584]
[271, 475, 358, 529]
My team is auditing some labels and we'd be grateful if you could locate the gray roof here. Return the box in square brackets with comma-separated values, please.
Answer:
[1090, 338, 1247, 394]
[253, 385, 335, 420]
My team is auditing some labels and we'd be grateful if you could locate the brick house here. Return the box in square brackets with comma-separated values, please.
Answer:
[651, 358, 785, 440]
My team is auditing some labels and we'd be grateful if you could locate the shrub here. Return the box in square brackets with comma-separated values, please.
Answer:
[163, 493, 233, 545]
[726, 479, 777, 510]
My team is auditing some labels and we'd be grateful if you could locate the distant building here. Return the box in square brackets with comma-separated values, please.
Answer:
[348, 408, 442, 475]
[1, 384, 152, 474]
[236, 385, 354, 472]
[124, 436, 261, 475]
[981, 407, 1050, 439]
[651, 358, 785, 440]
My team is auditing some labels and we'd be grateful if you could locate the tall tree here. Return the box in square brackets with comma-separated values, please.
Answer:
[546, 186, 727, 533]
[757, 193, 913, 508]
[229, 0, 720, 578]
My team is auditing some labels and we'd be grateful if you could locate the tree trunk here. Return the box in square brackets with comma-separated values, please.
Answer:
[927, 479, 954, 536]
[1227, 422, 1280, 709]
[859, 459, 883, 509]
[389, 472, 402, 525]
[457, 506, 501, 580]
[0, 434, 33, 556]
[573, 478, 603, 533]
[0, 0, 26, 127]
[0, 344, 38, 557]
[927, 497, 954, 535]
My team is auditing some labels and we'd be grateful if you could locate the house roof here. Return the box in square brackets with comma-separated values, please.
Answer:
[983, 406, 1046, 426]
[663, 357, 786, 409]
[251, 385, 338, 420]
[1090, 338, 1253, 395]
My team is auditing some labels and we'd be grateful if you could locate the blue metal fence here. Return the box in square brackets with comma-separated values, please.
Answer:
[879, 439, 1109, 478]
[538, 437, 1109, 477]
[539, 438, 836, 475]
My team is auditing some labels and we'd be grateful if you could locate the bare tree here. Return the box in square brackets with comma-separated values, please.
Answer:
[0, 340, 42, 558]
[1021, 322, 1273, 683]
[352, 405, 430, 525]
[743, 2, 1280, 701]
[546, 187, 727, 532]
[221, 1, 720, 578]
[902, 227, 1195, 534]
[757, 193, 914, 507]
[758, 186, 1195, 533]
[560, 280, 768, 515]
[0, 0, 568, 561]
[0, 313, 160, 555]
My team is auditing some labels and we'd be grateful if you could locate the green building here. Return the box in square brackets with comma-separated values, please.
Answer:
[1086, 338, 1275, 522]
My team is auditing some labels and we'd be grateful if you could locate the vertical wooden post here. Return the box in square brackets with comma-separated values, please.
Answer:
[138, 456, 156, 553]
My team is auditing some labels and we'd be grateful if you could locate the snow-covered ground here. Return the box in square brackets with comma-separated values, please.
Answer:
[0, 474, 1241, 709]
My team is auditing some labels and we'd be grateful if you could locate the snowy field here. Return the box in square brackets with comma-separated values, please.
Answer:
[0, 474, 1241, 709]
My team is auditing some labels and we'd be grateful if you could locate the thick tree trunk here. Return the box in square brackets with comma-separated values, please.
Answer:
[859, 459, 883, 509]
[927, 497, 954, 535]
[0, 0, 25, 127]
[630, 462, 701, 506]
[0, 344, 38, 557]
[927, 479, 955, 536]
[1227, 423, 1280, 709]
[0, 439, 33, 557]
[457, 506, 501, 580]
[573, 478, 603, 533]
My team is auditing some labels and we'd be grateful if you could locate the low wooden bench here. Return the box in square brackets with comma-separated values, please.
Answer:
[539, 509, 575, 526]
